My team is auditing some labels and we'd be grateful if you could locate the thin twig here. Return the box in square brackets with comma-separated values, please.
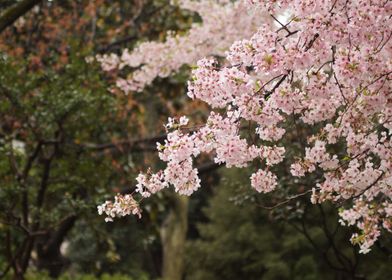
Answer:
[257, 189, 312, 210]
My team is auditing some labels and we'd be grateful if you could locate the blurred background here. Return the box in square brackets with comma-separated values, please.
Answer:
[0, 1, 391, 279]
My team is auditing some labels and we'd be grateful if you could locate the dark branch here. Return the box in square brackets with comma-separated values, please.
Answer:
[78, 133, 167, 152]
[41, 215, 77, 255]
[0, 0, 42, 33]
[264, 73, 288, 99]
[98, 35, 137, 53]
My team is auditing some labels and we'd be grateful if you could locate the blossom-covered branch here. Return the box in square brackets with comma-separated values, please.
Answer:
[98, 0, 392, 254]
[96, 0, 269, 93]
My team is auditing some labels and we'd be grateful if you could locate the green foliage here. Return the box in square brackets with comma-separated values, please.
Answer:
[0, 49, 113, 212]
[0, 46, 122, 276]
[0, 49, 154, 278]
[185, 169, 318, 280]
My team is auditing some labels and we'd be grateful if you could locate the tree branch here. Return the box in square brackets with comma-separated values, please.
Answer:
[41, 215, 77, 255]
[0, 0, 42, 33]
[78, 133, 167, 152]
[257, 190, 311, 210]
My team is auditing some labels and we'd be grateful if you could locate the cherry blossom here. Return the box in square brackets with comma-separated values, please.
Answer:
[98, 194, 142, 222]
[98, 0, 392, 254]
[250, 169, 278, 193]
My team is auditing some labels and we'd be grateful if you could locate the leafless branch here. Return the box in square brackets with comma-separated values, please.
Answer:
[0, 0, 42, 33]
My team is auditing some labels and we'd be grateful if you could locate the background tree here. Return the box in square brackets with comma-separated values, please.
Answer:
[0, 0, 207, 279]
[186, 168, 392, 280]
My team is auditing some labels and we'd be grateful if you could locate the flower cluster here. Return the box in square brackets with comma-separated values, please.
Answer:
[136, 171, 168, 197]
[98, 0, 392, 254]
[250, 169, 278, 193]
[98, 194, 142, 222]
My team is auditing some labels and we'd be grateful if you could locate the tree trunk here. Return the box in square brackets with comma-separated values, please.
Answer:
[160, 194, 189, 280]
[36, 215, 77, 277]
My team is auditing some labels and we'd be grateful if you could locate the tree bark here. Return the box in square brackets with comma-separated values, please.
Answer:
[161, 194, 189, 280]
[0, 0, 42, 33]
